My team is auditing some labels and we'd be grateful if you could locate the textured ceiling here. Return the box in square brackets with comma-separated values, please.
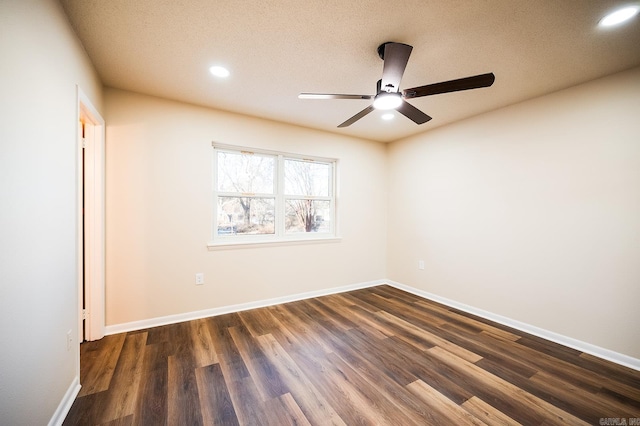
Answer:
[60, 0, 640, 142]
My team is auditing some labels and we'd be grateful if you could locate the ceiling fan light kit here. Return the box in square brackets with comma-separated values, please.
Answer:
[299, 41, 495, 128]
[373, 92, 403, 110]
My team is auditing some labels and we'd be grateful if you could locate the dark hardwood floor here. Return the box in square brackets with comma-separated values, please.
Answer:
[64, 285, 640, 425]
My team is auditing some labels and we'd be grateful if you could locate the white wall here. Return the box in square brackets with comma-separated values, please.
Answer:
[388, 67, 640, 359]
[104, 88, 387, 325]
[0, 1, 103, 424]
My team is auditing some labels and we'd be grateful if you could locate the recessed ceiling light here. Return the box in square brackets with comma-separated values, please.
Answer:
[209, 65, 230, 78]
[599, 5, 640, 27]
[381, 113, 395, 120]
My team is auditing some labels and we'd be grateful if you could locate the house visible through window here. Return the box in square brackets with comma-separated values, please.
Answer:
[212, 144, 336, 244]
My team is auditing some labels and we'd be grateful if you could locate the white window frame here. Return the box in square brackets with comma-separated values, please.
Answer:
[208, 143, 339, 249]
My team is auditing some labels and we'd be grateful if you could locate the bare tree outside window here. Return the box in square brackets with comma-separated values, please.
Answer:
[217, 151, 274, 194]
[217, 151, 275, 234]
[284, 159, 331, 233]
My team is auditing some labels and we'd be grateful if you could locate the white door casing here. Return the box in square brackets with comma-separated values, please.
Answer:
[77, 87, 105, 342]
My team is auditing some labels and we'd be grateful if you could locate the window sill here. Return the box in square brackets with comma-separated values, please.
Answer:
[207, 236, 342, 250]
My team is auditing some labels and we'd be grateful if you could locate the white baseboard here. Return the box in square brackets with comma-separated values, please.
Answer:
[385, 280, 640, 372]
[105, 279, 385, 335]
[49, 376, 80, 426]
[104, 277, 639, 371]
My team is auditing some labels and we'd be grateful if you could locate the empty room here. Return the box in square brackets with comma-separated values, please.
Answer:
[1, 0, 639, 425]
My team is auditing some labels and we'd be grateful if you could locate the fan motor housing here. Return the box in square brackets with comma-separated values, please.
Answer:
[377, 41, 412, 60]
[377, 42, 392, 60]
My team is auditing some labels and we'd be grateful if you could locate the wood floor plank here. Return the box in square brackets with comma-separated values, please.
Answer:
[206, 316, 264, 425]
[339, 291, 383, 313]
[271, 302, 336, 355]
[386, 335, 475, 405]
[516, 334, 583, 362]
[230, 375, 266, 426]
[312, 353, 413, 425]
[265, 304, 427, 424]
[427, 322, 541, 379]
[98, 414, 133, 426]
[279, 329, 417, 425]
[428, 346, 590, 425]
[357, 289, 449, 328]
[481, 329, 640, 401]
[296, 299, 353, 338]
[479, 328, 521, 343]
[596, 387, 640, 413]
[262, 393, 312, 426]
[96, 332, 147, 424]
[167, 354, 203, 426]
[257, 333, 347, 425]
[238, 307, 281, 337]
[189, 318, 218, 367]
[205, 314, 251, 379]
[166, 321, 195, 357]
[305, 297, 359, 332]
[529, 371, 640, 422]
[78, 333, 126, 397]
[284, 353, 389, 425]
[228, 324, 289, 401]
[145, 323, 171, 346]
[344, 327, 420, 387]
[578, 352, 640, 389]
[375, 309, 483, 363]
[406, 379, 488, 425]
[475, 357, 539, 390]
[133, 342, 168, 426]
[195, 363, 239, 426]
[328, 352, 434, 425]
[462, 396, 522, 426]
[65, 286, 640, 425]
[305, 329, 447, 423]
[413, 300, 521, 343]
[63, 390, 110, 426]
[320, 297, 392, 339]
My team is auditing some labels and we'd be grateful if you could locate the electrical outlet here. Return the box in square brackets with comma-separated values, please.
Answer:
[67, 330, 72, 351]
[418, 260, 425, 270]
[195, 273, 204, 285]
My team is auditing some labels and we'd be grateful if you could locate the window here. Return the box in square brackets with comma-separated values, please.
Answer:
[211, 144, 337, 245]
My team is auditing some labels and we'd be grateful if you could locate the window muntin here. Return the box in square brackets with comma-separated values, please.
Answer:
[212, 145, 336, 243]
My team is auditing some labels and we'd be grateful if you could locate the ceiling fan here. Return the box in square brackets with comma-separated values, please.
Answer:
[299, 42, 495, 128]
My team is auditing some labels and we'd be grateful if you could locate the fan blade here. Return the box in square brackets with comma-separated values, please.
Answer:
[404, 73, 495, 99]
[380, 43, 413, 93]
[299, 93, 372, 100]
[337, 105, 375, 128]
[397, 101, 432, 125]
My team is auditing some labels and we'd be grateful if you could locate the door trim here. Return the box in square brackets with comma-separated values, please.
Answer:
[77, 87, 105, 342]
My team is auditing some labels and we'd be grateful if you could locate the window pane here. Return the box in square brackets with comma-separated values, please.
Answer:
[217, 151, 275, 194]
[284, 159, 330, 197]
[285, 199, 331, 233]
[217, 197, 275, 235]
